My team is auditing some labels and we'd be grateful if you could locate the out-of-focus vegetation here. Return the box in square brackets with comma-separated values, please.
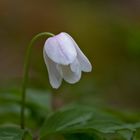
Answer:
[0, 0, 140, 140]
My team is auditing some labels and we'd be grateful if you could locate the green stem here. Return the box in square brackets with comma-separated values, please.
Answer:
[21, 32, 54, 129]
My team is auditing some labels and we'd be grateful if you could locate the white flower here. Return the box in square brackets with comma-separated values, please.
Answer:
[43, 32, 92, 89]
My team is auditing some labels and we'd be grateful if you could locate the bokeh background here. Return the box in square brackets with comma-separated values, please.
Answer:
[0, 0, 140, 125]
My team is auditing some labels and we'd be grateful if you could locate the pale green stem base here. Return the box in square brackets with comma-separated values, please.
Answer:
[21, 32, 54, 130]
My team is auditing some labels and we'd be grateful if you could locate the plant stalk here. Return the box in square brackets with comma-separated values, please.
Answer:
[20, 32, 54, 130]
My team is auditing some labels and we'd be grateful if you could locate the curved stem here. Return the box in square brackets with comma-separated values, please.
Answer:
[21, 32, 54, 129]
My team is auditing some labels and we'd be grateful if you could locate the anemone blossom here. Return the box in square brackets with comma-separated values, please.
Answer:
[43, 32, 92, 88]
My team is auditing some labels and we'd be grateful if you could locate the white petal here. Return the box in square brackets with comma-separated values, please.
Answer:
[70, 58, 81, 74]
[44, 33, 77, 65]
[57, 65, 81, 84]
[43, 48, 62, 88]
[64, 32, 92, 72]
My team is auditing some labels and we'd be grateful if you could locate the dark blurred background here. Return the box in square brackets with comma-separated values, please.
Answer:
[0, 0, 140, 112]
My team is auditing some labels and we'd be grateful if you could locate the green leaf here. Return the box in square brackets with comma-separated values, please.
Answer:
[133, 122, 140, 129]
[117, 129, 134, 140]
[0, 126, 24, 140]
[40, 105, 123, 138]
[64, 133, 102, 140]
[134, 128, 140, 140]
[26, 89, 51, 110]
[40, 106, 93, 137]
[40, 105, 140, 139]
[0, 89, 51, 110]
[0, 89, 51, 119]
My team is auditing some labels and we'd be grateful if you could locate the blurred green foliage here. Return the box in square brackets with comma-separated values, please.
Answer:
[0, 89, 140, 140]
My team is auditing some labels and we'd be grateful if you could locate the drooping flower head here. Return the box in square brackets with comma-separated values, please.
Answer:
[43, 32, 92, 88]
